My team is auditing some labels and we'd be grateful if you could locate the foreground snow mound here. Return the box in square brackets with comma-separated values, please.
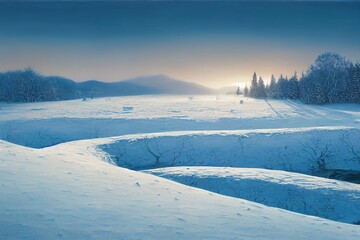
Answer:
[100, 127, 360, 173]
[1, 140, 360, 239]
[145, 167, 360, 224]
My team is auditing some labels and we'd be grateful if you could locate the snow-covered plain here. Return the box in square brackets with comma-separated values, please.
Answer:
[0, 95, 359, 148]
[1, 95, 360, 239]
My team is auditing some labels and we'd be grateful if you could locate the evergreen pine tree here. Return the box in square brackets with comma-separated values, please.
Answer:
[277, 74, 286, 99]
[249, 72, 258, 98]
[258, 77, 266, 98]
[244, 85, 249, 97]
[268, 74, 277, 98]
[236, 86, 241, 96]
[288, 72, 300, 99]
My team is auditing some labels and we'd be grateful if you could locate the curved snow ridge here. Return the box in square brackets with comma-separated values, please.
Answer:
[99, 127, 360, 173]
[144, 167, 360, 224]
[2, 141, 360, 239]
[0, 118, 355, 149]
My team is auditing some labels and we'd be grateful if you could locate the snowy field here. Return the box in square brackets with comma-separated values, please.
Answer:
[1, 95, 360, 239]
[0, 95, 359, 148]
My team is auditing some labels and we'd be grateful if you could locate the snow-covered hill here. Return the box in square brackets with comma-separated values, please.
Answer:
[1, 140, 360, 240]
[122, 75, 213, 95]
[77, 75, 213, 98]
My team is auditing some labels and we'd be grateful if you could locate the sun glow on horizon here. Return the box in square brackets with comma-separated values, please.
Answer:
[0, 1, 359, 89]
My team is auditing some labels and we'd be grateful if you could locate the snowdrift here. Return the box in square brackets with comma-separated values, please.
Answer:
[145, 167, 360, 224]
[1, 140, 360, 239]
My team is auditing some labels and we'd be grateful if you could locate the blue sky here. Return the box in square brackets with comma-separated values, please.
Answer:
[0, 1, 359, 87]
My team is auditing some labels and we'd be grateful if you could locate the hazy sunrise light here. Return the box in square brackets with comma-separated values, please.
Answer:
[0, 1, 359, 87]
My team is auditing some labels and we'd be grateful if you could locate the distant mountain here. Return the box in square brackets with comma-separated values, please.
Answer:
[121, 75, 214, 95]
[77, 80, 155, 98]
[78, 75, 213, 98]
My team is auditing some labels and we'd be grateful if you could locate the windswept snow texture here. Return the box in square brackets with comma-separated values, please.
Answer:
[145, 167, 360, 224]
[1, 140, 360, 240]
[100, 128, 360, 173]
[0, 95, 360, 148]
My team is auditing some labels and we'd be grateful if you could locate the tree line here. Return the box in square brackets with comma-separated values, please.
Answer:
[0, 68, 79, 102]
[244, 53, 360, 104]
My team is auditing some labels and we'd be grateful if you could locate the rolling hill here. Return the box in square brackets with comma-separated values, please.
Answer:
[78, 75, 213, 98]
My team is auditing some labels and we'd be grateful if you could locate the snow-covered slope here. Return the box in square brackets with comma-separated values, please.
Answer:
[145, 167, 360, 224]
[1, 140, 360, 240]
